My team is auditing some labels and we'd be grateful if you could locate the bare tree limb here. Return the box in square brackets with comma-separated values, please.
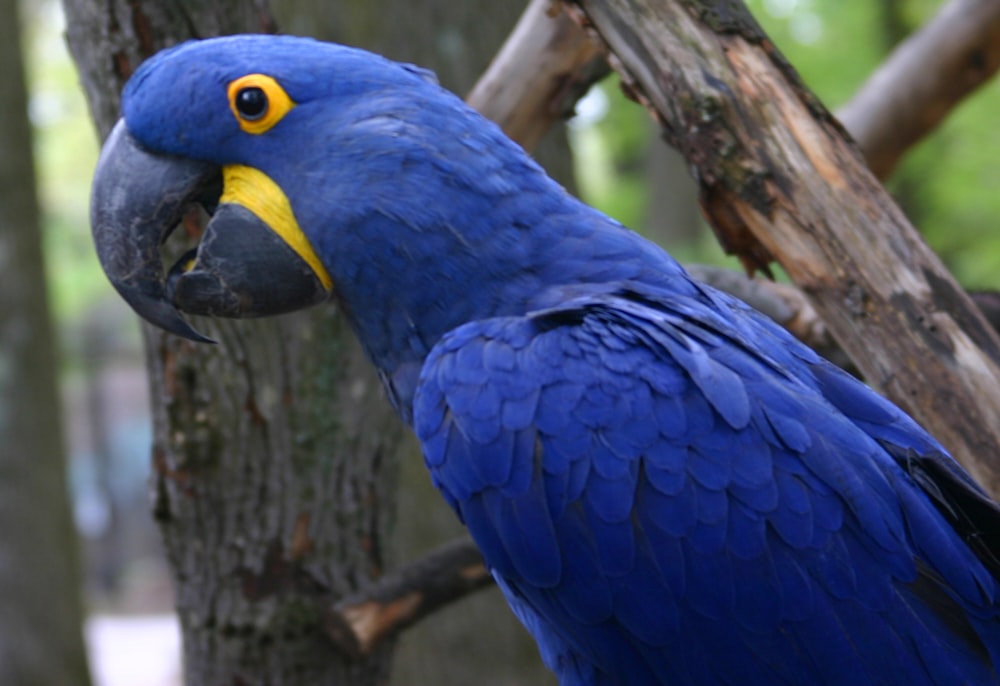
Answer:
[323, 538, 490, 657]
[466, 0, 609, 148]
[564, 0, 1000, 494]
[472, 0, 1000, 185]
[837, 0, 1000, 179]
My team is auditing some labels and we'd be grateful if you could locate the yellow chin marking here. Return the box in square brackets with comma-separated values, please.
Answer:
[220, 165, 333, 291]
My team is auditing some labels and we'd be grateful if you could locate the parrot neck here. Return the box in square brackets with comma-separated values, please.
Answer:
[317, 187, 689, 423]
[285, 94, 689, 421]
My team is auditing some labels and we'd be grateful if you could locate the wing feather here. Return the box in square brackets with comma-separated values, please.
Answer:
[413, 288, 1000, 685]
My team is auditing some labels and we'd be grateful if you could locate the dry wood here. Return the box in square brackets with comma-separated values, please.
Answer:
[564, 0, 1000, 494]
[466, 0, 609, 148]
[688, 266, 1000, 378]
[324, 538, 491, 656]
[481, 0, 1000, 183]
[686, 265, 834, 353]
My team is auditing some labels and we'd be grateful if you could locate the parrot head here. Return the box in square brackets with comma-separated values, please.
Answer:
[91, 34, 511, 344]
[91, 34, 679, 400]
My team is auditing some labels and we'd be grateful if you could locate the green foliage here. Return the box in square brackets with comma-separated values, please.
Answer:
[901, 98, 1000, 288]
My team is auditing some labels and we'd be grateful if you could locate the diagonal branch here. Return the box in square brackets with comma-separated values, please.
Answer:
[473, 0, 1000, 184]
[689, 265, 1000, 376]
[569, 0, 1000, 493]
[466, 0, 609, 148]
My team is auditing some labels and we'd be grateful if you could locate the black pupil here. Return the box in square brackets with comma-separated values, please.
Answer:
[236, 87, 268, 120]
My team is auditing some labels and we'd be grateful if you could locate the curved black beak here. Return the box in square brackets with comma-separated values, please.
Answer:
[91, 120, 218, 342]
[91, 119, 330, 343]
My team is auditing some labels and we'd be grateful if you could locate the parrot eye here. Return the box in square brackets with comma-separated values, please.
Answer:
[226, 74, 296, 135]
[235, 87, 268, 120]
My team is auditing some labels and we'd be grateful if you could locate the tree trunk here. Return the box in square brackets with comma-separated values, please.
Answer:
[63, 2, 408, 683]
[0, 2, 92, 684]
[568, 0, 1000, 495]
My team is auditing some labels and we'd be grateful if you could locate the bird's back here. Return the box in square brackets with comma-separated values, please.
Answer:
[415, 281, 1000, 685]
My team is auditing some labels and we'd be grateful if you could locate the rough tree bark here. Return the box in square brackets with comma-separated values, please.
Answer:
[0, 1, 92, 683]
[64, 1, 409, 684]
[561, 0, 1000, 495]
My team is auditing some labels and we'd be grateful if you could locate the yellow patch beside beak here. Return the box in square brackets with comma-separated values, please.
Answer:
[219, 165, 333, 291]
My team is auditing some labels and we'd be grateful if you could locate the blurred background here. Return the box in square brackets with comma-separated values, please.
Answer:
[5, 0, 1000, 683]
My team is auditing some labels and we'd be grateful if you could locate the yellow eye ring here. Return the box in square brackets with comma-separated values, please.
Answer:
[227, 74, 295, 135]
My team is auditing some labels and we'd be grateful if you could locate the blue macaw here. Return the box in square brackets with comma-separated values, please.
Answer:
[89, 35, 1000, 684]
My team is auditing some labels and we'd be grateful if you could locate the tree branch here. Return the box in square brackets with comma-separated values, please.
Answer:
[567, 0, 1000, 494]
[470, 0, 1000, 185]
[323, 538, 491, 657]
[466, 0, 609, 148]
[837, 0, 1000, 179]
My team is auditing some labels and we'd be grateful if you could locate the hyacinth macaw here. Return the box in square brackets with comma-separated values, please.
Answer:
[89, 35, 1000, 685]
